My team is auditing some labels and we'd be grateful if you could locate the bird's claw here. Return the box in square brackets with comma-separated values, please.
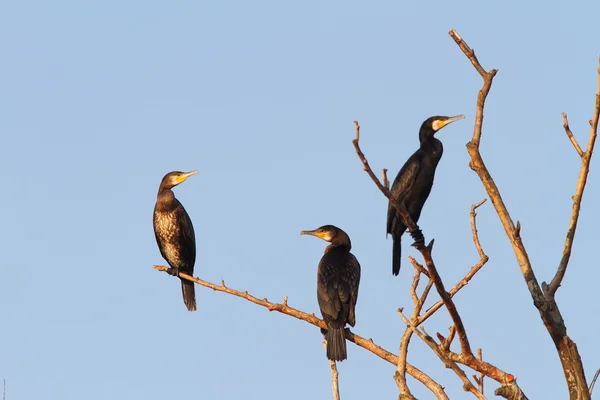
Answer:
[166, 267, 180, 277]
[409, 228, 425, 246]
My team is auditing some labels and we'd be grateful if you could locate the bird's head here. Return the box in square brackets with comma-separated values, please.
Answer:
[419, 115, 465, 142]
[159, 170, 199, 190]
[301, 225, 351, 247]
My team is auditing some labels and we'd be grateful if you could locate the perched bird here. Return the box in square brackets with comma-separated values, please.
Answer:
[153, 170, 199, 311]
[387, 115, 464, 276]
[301, 225, 361, 361]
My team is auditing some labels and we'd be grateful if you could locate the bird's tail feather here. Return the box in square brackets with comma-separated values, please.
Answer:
[181, 279, 197, 312]
[392, 235, 401, 276]
[326, 327, 347, 361]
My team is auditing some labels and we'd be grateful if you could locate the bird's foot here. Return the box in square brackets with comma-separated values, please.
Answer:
[320, 328, 328, 337]
[410, 228, 425, 247]
[166, 267, 180, 277]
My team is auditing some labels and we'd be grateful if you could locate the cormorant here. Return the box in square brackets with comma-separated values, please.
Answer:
[301, 225, 361, 361]
[387, 115, 464, 276]
[153, 170, 199, 312]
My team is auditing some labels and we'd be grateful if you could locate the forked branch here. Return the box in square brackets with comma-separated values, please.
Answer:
[418, 199, 488, 324]
[397, 310, 485, 400]
[545, 75, 600, 298]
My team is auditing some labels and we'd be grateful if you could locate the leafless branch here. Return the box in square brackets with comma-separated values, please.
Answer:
[352, 120, 420, 236]
[382, 168, 390, 190]
[450, 27, 593, 398]
[352, 118, 473, 357]
[323, 341, 341, 400]
[396, 259, 435, 400]
[561, 113, 584, 157]
[477, 349, 485, 395]
[152, 265, 445, 396]
[545, 81, 600, 298]
[419, 199, 488, 323]
[590, 369, 600, 396]
[398, 310, 485, 400]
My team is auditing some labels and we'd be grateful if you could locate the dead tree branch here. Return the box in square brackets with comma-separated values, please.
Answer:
[152, 265, 446, 397]
[475, 348, 485, 395]
[450, 28, 596, 399]
[396, 258, 435, 400]
[545, 97, 599, 298]
[419, 199, 488, 323]
[352, 121, 422, 240]
[561, 113, 584, 157]
[323, 341, 341, 400]
[398, 310, 485, 400]
[590, 369, 600, 396]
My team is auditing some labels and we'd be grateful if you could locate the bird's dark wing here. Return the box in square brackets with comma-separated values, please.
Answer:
[347, 254, 361, 327]
[175, 200, 196, 272]
[317, 259, 343, 322]
[387, 152, 421, 235]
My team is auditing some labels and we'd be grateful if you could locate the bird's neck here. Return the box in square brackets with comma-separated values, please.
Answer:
[325, 242, 351, 254]
[420, 137, 443, 156]
[156, 189, 176, 212]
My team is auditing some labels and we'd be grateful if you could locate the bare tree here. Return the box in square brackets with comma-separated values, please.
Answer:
[153, 30, 599, 399]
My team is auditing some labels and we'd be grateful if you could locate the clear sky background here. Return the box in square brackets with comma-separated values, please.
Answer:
[1, 1, 598, 399]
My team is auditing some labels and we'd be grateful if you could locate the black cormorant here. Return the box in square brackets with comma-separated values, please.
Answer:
[301, 225, 361, 361]
[387, 115, 464, 276]
[153, 170, 198, 311]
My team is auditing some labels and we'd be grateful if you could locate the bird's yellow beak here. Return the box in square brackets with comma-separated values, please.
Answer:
[176, 170, 199, 184]
[300, 229, 319, 237]
[432, 114, 465, 131]
[300, 229, 331, 242]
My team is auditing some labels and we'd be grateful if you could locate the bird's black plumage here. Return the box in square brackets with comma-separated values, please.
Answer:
[387, 115, 464, 276]
[301, 225, 361, 361]
[153, 170, 198, 311]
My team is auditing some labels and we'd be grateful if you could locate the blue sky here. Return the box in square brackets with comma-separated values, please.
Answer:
[1, 1, 599, 399]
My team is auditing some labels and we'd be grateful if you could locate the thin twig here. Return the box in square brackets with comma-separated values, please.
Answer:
[396, 259, 434, 400]
[152, 265, 445, 396]
[419, 199, 488, 323]
[352, 120, 419, 234]
[545, 73, 600, 298]
[382, 168, 390, 190]
[448, 29, 497, 148]
[561, 113, 584, 157]
[589, 368, 600, 395]
[323, 341, 341, 400]
[2, 379, 4, 400]
[477, 349, 485, 395]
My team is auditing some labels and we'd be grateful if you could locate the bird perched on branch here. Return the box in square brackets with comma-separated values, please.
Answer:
[153, 170, 199, 311]
[387, 115, 465, 276]
[301, 225, 361, 361]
